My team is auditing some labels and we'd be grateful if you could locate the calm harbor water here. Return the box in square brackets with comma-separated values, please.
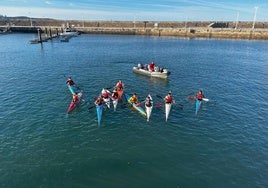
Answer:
[0, 33, 268, 188]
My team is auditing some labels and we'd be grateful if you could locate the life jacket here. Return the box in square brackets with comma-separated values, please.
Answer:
[149, 63, 154, 71]
[197, 93, 203, 100]
[112, 92, 118, 99]
[165, 95, 172, 103]
[73, 95, 79, 102]
[102, 92, 109, 99]
[116, 82, 123, 90]
[130, 96, 137, 103]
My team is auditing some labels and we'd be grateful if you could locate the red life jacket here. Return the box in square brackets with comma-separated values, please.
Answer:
[165, 96, 172, 103]
[197, 93, 203, 100]
[102, 92, 109, 98]
[112, 92, 118, 99]
[116, 82, 123, 89]
[73, 95, 79, 102]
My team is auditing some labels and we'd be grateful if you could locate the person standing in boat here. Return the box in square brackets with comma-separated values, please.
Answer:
[115, 80, 124, 91]
[196, 90, 205, 101]
[165, 92, 173, 104]
[148, 62, 155, 72]
[129, 93, 138, 104]
[66, 77, 75, 86]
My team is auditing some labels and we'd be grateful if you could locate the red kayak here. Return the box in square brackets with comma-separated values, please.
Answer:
[67, 92, 82, 113]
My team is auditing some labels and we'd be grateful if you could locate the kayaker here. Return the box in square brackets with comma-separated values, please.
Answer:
[111, 88, 119, 100]
[95, 96, 103, 106]
[165, 92, 173, 104]
[66, 77, 75, 86]
[72, 93, 79, 103]
[129, 93, 138, 104]
[115, 80, 124, 91]
[101, 88, 110, 99]
[145, 95, 152, 107]
[196, 90, 204, 101]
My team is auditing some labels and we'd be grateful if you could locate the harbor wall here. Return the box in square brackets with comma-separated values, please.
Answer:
[1, 18, 268, 40]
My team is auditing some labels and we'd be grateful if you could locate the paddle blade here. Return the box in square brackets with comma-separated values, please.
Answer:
[188, 96, 195, 100]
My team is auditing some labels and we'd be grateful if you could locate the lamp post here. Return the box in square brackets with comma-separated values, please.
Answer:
[235, 12, 239, 30]
[252, 6, 258, 30]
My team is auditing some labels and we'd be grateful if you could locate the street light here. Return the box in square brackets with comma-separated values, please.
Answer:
[235, 12, 239, 30]
[252, 6, 258, 30]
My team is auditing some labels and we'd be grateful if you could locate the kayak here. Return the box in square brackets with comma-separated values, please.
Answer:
[101, 88, 111, 108]
[165, 103, 172, 121]
[117, 89, 124, 101]
[96, 104, 103, 125]
[112, 99, 118, 111]
[195, 99, 202, 114]
[145, 95, 153, 122]
[125, 94, 146, 117]
[103, 97, 111, 108]
[67, 85, 76, 95]
[145, 102, 153, 122]
[67, 92, 82, 113]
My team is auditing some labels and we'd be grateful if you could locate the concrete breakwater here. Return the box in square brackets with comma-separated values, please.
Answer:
[1, 18, 268, 40]
[77, 27, 268, 40]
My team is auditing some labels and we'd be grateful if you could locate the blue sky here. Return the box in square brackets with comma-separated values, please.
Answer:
[0, 0, 267, 21]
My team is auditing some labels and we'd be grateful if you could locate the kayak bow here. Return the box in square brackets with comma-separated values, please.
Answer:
[165, 103, 172, 122]
[96, 104, 103, 125]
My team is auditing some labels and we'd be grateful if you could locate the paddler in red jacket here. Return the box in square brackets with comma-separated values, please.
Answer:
[165, 92, 173, 104]
[115, 80, 124, 91]
[101, 88, 110, 99]
[196, 90, 204, 101]
[72, 93, 79, 103]
[111, 88, 119, 100]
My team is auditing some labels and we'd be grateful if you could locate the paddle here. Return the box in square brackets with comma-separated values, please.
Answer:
[188, 95, 210, 102]
[88, 105, 95, 110]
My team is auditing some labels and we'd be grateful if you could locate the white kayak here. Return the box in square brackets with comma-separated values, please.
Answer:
[165, 103, 172, 122]
[112, 99, 118, 111]
[145, 95, 153, 122]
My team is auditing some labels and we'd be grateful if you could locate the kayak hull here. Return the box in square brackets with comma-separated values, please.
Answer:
[67, 93, 82, 113]
[112, 99, 118, 111]
[165, 103, 172, 121]
[195, 100, 202, 114]
[68, 85, 76, 95]
[96, 105, 103, 125]
[145, 105, 153, 121]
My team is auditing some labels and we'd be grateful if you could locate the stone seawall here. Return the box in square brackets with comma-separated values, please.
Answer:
[77, 27, 268, 40]
[1, 19, 268, 40]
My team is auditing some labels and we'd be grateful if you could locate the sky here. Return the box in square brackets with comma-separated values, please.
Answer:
[0, 0, 267, 21]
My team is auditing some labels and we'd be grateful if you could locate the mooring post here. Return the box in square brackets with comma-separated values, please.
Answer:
[38, 28, 43, 43]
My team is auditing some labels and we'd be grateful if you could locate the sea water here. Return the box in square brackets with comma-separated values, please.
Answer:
[0, 33, 268, 188]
